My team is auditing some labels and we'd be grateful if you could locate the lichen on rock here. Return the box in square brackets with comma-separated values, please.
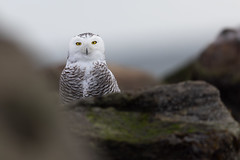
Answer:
[66, 81, 240, 160]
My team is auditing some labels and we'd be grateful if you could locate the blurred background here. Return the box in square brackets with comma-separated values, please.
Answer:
[1, 0, 240, 77]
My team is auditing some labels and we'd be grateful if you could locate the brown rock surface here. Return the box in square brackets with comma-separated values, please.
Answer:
[164, 27, 240, 121]
[108, 64, 157, 91]
[199, 41, 240, 72]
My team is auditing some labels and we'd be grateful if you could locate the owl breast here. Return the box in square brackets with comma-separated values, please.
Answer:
[59, 60, 120, 104]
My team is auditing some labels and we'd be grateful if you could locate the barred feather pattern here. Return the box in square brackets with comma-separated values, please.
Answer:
[59, 60, 120, 104]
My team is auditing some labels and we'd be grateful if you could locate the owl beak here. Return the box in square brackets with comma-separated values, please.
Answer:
[86, 48, 89, 55]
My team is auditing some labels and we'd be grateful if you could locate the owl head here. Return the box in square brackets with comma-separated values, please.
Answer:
[67, 33, 105, 63]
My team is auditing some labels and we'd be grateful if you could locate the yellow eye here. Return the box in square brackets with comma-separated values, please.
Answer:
[92, 41, 97, 45]
[76, 42, 82, 46]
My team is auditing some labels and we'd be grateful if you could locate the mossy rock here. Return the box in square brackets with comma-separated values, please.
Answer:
[66, 81, 240, 160]
[86, 108, 203, 143]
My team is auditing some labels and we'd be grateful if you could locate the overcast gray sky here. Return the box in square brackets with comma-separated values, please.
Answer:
[1, 0, 240, 76]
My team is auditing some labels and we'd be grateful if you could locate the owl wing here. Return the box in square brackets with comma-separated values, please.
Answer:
[87, 61, 120, 97]
[59, 66, 85, 103]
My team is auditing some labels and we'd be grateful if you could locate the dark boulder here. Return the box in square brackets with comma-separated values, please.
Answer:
[66, 81, 240, 160]
[164, 28, 240, 121]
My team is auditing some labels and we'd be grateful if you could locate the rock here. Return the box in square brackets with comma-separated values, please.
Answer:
[0, 37, 95, 160]
[41, 63, 157, 91]
[65, 81, 240, 160]
[164, 28, 240, 121]
[214, 28, 240, 44]
[108, 64, 157, 91]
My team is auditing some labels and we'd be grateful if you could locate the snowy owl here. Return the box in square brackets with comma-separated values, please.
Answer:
[59, 33, 120, 104]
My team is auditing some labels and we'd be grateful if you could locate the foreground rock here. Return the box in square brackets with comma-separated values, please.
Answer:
[164, 27, 240, 121]
[66, 81, 240, 160]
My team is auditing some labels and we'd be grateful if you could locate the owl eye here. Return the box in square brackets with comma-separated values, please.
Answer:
[76, 42, 82, 46]
[92, 41, 97, 45]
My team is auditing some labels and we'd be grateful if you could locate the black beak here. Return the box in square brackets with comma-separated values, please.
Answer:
[86, 48, 88, 55]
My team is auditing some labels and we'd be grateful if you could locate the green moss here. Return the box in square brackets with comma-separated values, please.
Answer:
[86, 108, 205, 144]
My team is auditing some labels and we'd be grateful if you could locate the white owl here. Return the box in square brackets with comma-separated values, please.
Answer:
[59, 33, 120, 104]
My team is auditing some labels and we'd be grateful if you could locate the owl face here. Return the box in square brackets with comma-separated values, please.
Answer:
[68, 33, 105, 63]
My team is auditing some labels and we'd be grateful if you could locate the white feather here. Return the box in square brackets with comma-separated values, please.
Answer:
[60, 33, 120, 104]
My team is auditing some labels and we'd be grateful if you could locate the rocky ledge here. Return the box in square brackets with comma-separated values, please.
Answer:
[65, 81, 240, 160]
